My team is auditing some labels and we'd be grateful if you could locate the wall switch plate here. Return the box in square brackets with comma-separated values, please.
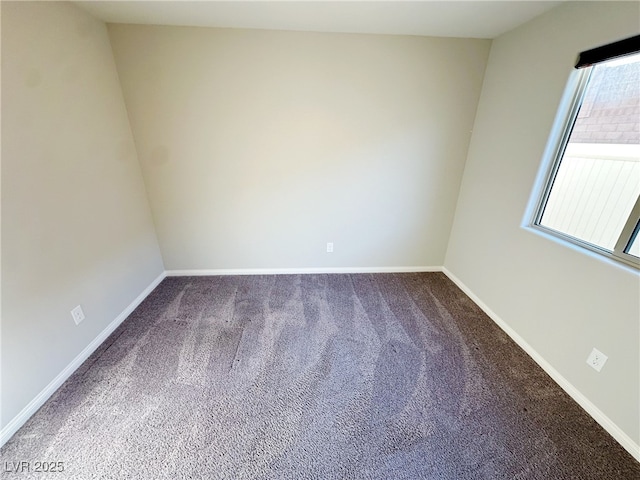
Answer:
[326, 242, 334, 253]
[71, 305, 85, 325]
[586, 347, 608, 372]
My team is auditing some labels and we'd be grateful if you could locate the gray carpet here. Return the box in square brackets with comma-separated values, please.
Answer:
[2, 273, 638, 479]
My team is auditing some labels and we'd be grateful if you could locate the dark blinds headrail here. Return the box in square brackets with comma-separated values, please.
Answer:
[575, 34, 640, 69]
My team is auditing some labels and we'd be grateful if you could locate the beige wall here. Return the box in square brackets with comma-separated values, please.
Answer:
[445, 1, 640, 446]
[1, 2, 164, 429]
[108, 25, 491, 270]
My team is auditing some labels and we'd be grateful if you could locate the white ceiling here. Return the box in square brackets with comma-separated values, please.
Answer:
[75, 1, 564, 39]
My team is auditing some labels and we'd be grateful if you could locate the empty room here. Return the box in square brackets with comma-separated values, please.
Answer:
[1, 1, 639, 478]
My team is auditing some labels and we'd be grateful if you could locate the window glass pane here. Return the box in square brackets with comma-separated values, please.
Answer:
[539, 53, 640, 251]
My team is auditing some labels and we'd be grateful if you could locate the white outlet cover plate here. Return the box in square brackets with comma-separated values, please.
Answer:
[71, 305, 85, 325]
[586, 347, 608, 372]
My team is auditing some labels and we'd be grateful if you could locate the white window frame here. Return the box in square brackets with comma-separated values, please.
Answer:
[529, 64, 640, 270]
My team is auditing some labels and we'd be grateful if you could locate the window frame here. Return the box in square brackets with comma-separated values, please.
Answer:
[530, 62, 640, 270]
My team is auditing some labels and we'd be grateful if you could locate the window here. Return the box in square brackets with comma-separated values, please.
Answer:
[532, 35, 640, 268]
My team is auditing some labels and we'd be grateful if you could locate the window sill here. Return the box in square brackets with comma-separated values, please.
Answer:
[522, 224, 640, 274]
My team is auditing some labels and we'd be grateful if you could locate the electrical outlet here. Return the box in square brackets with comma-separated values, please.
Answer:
[586, 347, 608, 372]
[326, 242, 334, 253]
[71, 305, 85, 325]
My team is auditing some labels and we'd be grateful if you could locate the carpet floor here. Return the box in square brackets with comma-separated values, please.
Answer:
[1, 273, 638, 479]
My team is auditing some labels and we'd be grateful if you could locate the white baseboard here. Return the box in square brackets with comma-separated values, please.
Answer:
[0, 271, 167, 447]
[166, 266, 442, 276]
[442, 267, 640, 462]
